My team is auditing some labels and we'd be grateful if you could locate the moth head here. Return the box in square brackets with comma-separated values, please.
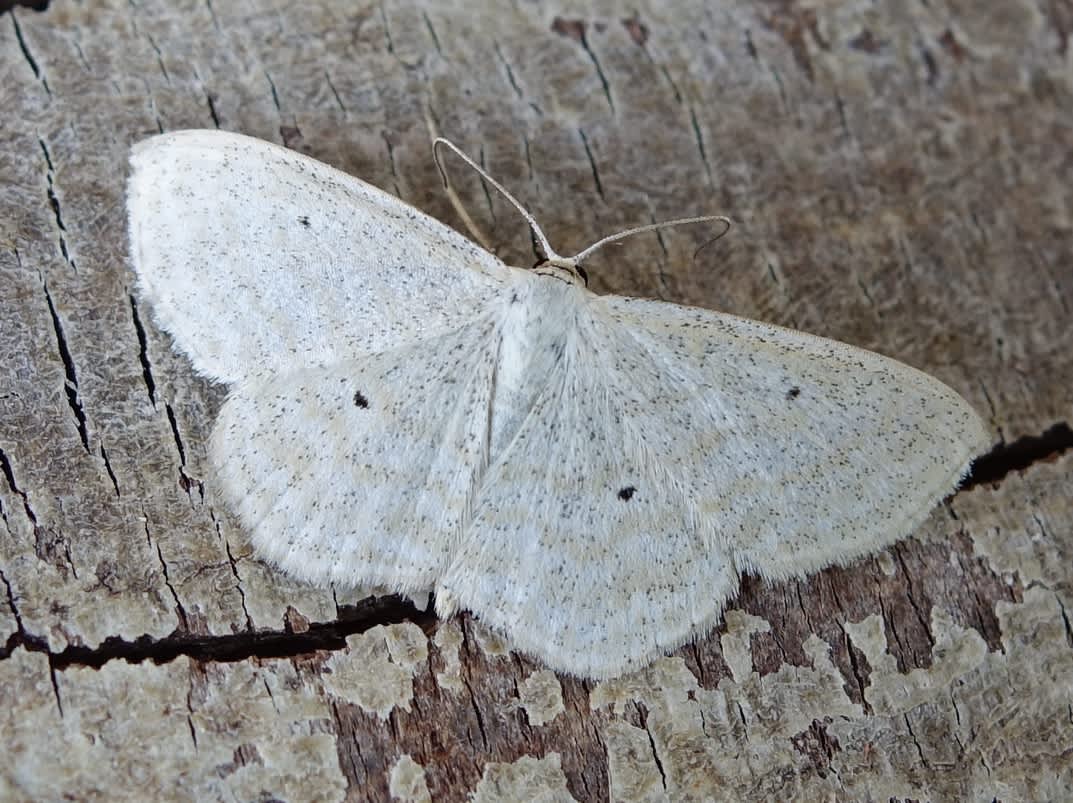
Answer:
[532, 254, 589, 286]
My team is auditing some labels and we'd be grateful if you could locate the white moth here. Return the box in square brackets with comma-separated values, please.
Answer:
[127, 130, 989, 680]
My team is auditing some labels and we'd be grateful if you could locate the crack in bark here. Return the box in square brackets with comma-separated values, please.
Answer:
[977, 380, 1002, 441]
[43, 282, 90, 452]
[551, 17, 614, 112]
[223, 534, 254, 632]
[892, 545, 935, 650]
[1, 568, 64, 713]
[206, 91, 221, 128]
[381, 131, 402, 199]
[962, 421, 1073, 488]
[1054, 593, 1073, 649]
[948, 689, 966, 751]
[146, 519, 189, 630]
[875, 586, 912, 672]
[378, 1, 395, 56]
[457, 619, 490, 750]
[744, 28, 758, 60]
[735, 700, 748, 731]
[493, 42, 523, 100]
[902, 712, 930, 768]
[826, 574, 873, 710]
[3, 595, 433, 671]
[856, 276, 878, 310]
[635, 701, 667, 790]
[163, 402, 203, 499]
[463, 669, 490, 751]
[0, 445, 40, 530]
[185, 674, 199, 749]
[0, 568, 26, 650]
[689, 107, 714, 186]
[9, 10, 50, 93]
[203, 0, 219, 31]
[129, 295, 157, 407]
[38, 139, 73, 267]
[1, 1, 49, 12]
[324, 70, 346, 113]
[475, 147, 500, 231]
[422, 11, 442, 58]
[841, 624, 871, 711]
[99, 443, 120, 497]
[264, 70, 281, 112]
[522, 134, 534, 181]
[577, 128, 604, 202]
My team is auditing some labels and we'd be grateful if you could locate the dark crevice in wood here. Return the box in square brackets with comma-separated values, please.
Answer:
[9, 9, 50, 97]
[129, 295, 157, 407]
[577, 127, 605, 202]
[892, 544, 935, 649]
[902, 712, 930, 768]
[635, 701, 667, 789]
[145, 33, 170, 83]
[4, 595, 434, 671]
[43, 283, 90, 451]
[100, 443, 120, 497]
[264, 70, 281, 112]
[323, 70, 346, 113]
[163, 402, 203, 498]
[476, 146, 497, 230]
[493, 42, 523, 100]
[551, 18, 614, 113]
[0, 445, 39, 527]
[146, 519, 189, 630]
[222, 535, 254, 632]
[1055, 593, 1073, 649]
[1, 1, 51, 13]
[206, 91, 221, 128]
[38, 139, 73, 268]
[0, 569, 26, 647]
[164, 402, 187, 466]
[963, 421, 1073, 488]
[689, 106, 714, 185]
[422, 11, 442, 57]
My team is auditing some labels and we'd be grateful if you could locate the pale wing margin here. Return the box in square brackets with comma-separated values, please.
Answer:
[438, 323, 739, 679]
[128, 129, 509, 384]
[590, 295, 992, 581]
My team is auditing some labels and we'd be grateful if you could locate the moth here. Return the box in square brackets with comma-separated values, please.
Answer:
[128, 130, 989, 679]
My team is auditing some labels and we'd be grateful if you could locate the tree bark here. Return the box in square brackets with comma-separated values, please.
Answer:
[1, 1, 1071, 801]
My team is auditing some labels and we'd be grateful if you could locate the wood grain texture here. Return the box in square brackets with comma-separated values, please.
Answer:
[1, 1, 1070, 800]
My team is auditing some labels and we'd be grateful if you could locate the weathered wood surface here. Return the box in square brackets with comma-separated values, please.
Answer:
[1, 1, 1070, 800]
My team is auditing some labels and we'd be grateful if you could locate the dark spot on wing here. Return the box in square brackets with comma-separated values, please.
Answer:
[786, 386, 801, 400]
[298, 215, 311, 227]
[617, 486, 636, 501]
[353, 390, 369, 408]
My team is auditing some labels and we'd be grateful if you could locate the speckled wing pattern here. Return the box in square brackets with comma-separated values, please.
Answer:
[438, 293, 989, 679]
[212, 319, 503, 590]
[128, 130, 509, 384]
[128, 130, 989, 680]
[594, 297, 990, 584]
[438, 320, 740, 679]
[128, 128, 516, 606]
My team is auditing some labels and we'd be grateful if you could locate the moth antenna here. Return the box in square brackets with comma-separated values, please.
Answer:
[569, 215, 732, 267]
[432, 137, 560, 263]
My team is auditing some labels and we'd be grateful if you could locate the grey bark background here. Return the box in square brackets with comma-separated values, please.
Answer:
[1, 1, 1071, 801]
